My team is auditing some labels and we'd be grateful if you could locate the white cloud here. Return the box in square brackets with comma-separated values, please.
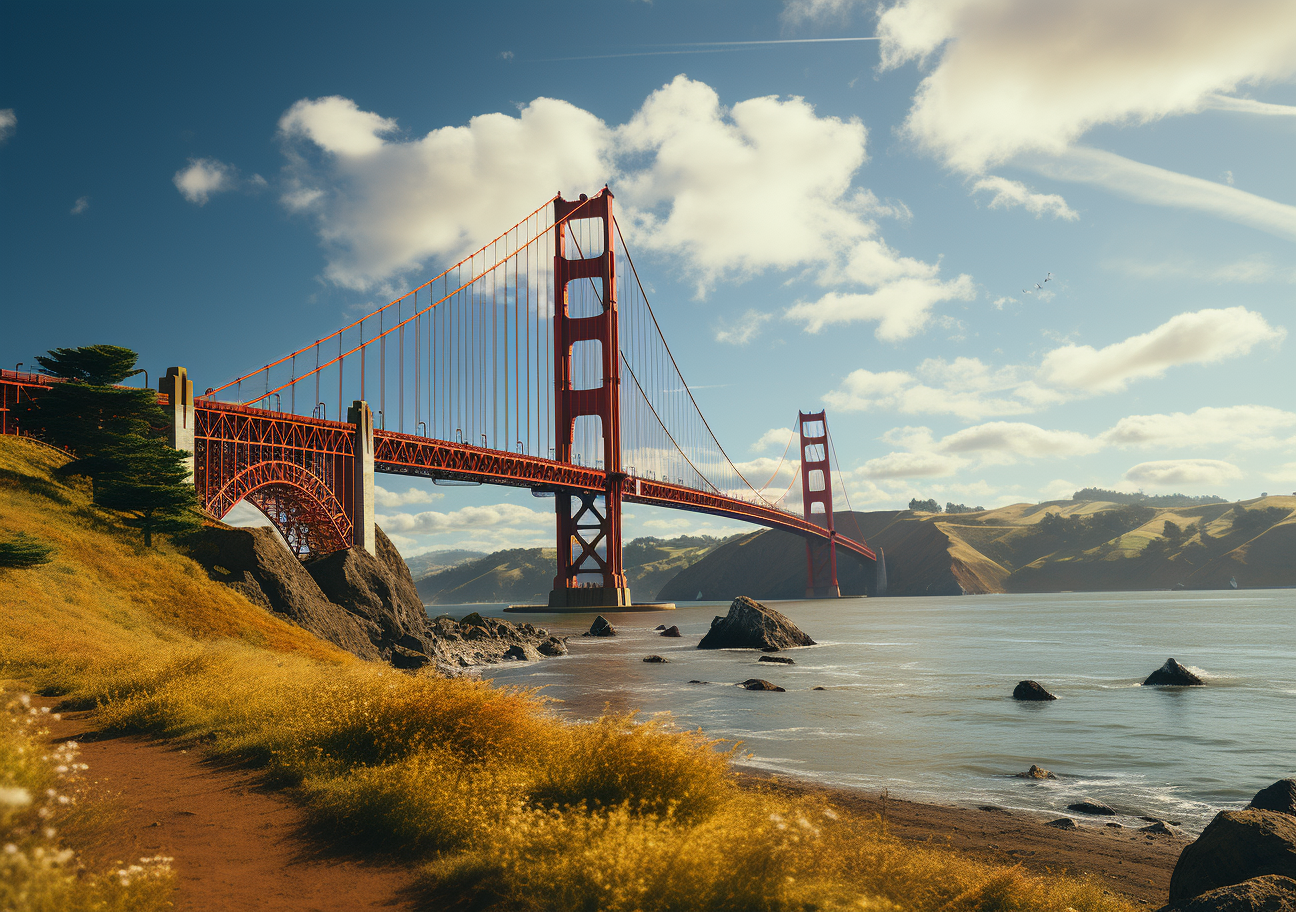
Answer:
[1030, 146, 1296, 243]
[879, 0, 1296, 174]
[824, 357, 1045, 420]
[938, 422, 1101, 461]
[174, 158, 235, 205]
[1124, 458, 1243, 488]
[1102, 406, 1296, 450]
[373, 484, 444, 508]
[784, 274, 975, 340]
[377, 503, 550, 535]
[70, 196, 89, 215]
[752, 427, 794, 453]
[715, 309, 772, 345]
[860, 450, 965, 479]
[1205, 94, 1296, 117]
[971, 176, 1077, 220]
[1039, 307, 1285, 393]
[278, 80, 969, 341]
[1109, 255, 1296, 285]
[0, 109, 13, 143]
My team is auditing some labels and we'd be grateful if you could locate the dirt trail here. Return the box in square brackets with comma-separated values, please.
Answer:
[42, 705, 418, 912]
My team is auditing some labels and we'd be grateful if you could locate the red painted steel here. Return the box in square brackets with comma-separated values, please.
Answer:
[799, 410, 840, 595]
[0, 369, 56, 437]
[551, 189, 627, 595]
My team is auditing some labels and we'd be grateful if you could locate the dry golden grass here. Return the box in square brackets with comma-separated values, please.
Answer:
[0, 437, 1138, 912]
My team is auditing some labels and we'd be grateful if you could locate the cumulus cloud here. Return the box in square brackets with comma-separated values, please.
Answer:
[0, 109, 14, 142]
[1102, 405, 1296, 450]
[278, 79, 969, 340]
[879, 0, 1296, 174]
[860, 449, 965, 478]
[373, 484, 444, 508]
[939, 422, 1100, 463]
[824, 357, 1048, 420]
[752, 427, 795, 453]
[1039, 307, 1285, 393]
[1125, 458, 1243, 488]
[174, 158, 235, 205]
[715, 309, 772, 345]
[377, 503, 549, 535]
[971, 176, 1077, 219]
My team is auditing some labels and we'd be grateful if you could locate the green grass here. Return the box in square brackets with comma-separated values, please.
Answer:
[0, 436, 1137, 912]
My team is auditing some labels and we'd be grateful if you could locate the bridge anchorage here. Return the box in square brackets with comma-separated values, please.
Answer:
[1, 189, 876, 604]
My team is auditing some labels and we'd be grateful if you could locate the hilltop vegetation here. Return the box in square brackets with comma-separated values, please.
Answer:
[665, 496, 1296, 598]
[415, 533, 742, 604]
[0, 435, 1135, 912]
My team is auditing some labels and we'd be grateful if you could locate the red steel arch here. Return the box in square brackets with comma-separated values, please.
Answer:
[209, 459, 351, 556]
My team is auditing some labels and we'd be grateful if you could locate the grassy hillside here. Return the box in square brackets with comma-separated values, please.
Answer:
[664, 497, 1296, 599]
[0, 435, 1133, 912]
[417, 533, 742, 604]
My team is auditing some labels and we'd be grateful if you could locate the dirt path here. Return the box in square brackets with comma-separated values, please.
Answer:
[744, 772, 1186, 905]
[42, 704, 419, 912]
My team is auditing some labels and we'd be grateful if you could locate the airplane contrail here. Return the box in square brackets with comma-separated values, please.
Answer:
[656, 37, 881, 46]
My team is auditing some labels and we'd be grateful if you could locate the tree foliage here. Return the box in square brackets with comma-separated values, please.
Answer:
[95, 436, 199, 548]
[1037, 506, 1155, 546]
[0, 533, 55, 569]
[1071, 487, 1226, 508]
[909, 498, 940, 513]
[944, 502, 984, 514]
[35, 345, 144, 385]
[1231, 505, 1290, 537]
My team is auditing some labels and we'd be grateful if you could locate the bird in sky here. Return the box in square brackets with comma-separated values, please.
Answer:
[1035, 283, 1043, 290]
[1045, 272, 1053, 282]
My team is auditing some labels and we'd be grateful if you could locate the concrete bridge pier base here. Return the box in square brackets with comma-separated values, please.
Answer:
[348, 399, 376, 556]
[160, 367, 195, 482]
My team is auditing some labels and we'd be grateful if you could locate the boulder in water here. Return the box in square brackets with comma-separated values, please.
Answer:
[1068, 799, 1117, 816]
[1013, 680, 1057, 701]
[1168, 809, 1296, 904]
[759, 655, 795, 665]
[537, 636, 567, 657]
[642, 655, 669, 663]
[583, 615, 616, 638]
[1163, 875, 1296, 912]
[738, 678, 785, 692]
[1144, 658, 1204, 686]
[1251, 780, 1296, 818]
[660, 625, 682, 637]
[1016, 765, 1057, 780]
[697, 596, 815, 650]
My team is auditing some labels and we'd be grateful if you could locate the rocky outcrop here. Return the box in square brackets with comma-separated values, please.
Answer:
[1251, 780, 1296, 817]
[1161, 876, 1296, 912]
[1016, 765, 1057, 780]
[697, 597, 815, 650]
[188, 525, 562, 672]
[643, 655, 669, 663]
[759, 655, 795, 665]
[660, 625, 682, 637]
[1013, 680, 1058, 701]
[738, 678, 785, 692]
[1045, 817, 1077, 829]
[1068, 799, 1117, 816]
[1145, 658, 1205, 686]
[1168, 810, 1296, 905]
[584, 616, 616, 637]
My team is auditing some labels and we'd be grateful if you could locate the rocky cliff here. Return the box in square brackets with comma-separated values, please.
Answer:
[186, 525, 563, 670]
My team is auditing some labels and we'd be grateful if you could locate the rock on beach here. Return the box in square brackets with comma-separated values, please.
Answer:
[1013, 680, 1057, 701]
[698, 596, 814, 650]
[1016, 765, 1057, 780]
[660, 625, 682, 637]
[738, 678, 785, 692]
[583, 615, 616, 638]
[759, 655, 795, 665]
[643, 655, 669, 663]
[1167, 808, 1296, 904]
[1161, 875, 1296, 912]
[1250, 779, 1296, 817]
[1068, 799, 1117, 816]
[1144, 658, 1204, 686]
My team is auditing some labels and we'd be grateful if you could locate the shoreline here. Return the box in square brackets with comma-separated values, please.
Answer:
[739, 768, 1187, 905]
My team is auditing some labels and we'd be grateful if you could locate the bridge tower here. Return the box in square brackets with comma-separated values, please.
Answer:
[799, 410, 840, 598]
[549, 188, 632, 609]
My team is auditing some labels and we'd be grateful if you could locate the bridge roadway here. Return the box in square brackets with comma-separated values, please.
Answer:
[197, 397, 875, 561]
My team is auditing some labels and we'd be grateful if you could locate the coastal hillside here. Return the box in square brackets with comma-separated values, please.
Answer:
[416, 533, 743, 604]
[659, 496, 1296, 598]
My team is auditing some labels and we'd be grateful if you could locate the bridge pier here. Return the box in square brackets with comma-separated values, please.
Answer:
[348, 399, 376, 556]
[799, 410, 841, 599]
[160, 367, 195, 481]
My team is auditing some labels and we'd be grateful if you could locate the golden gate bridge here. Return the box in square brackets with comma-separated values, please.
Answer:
[1, 189, 874, 607]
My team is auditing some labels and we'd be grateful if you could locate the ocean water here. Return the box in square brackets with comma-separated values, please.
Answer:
[435, 591, 1296, 833]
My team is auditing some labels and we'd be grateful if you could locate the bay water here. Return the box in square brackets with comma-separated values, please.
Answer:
[434, 590, 1296, 833]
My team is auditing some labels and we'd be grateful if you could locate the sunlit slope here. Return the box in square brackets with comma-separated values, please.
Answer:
[658, 498, 1296, 597]
[0, 436, 351, 670]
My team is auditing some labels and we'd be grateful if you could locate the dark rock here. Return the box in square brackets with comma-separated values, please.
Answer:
[1168, 809, 1296, 904]
[697, 596, 815, 650]
[643, 655, 669, 663]
[1045, 817, 1078, 829]
[654, 624, 667, 631]
[1013, 680, 1058, 701]
[1142, 816, 1184, 825]
[687, 680, 708, 685]
[1016, 765, 1057, 780]
[660, 625, 682, 637]
[460, 611, 486, 628]
[1251, 781, 1296, 818]
[1068, 799, 1117, 816]
[738, 678, 785, 692]
[758, 655, 795, 665]
[583, 615, 616, 638]
[1107, 822, 1125, 829]
[1160, 875, 1296, 912]
[502, 644, 530, 661]
[761, 645, 781, 653]
[1142, 821, 1185, 837]
[537, 636, 567, 657]
[390, 644, 430, 669]
[1144, 658, 1205, 686]
[812, 686, 826, 691]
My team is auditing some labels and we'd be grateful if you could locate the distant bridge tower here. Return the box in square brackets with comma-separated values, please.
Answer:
[549, 188, 632, 608]
[799, 410, 840, 598]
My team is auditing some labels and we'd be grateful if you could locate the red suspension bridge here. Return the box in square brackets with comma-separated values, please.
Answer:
[1, 189, 875, 606]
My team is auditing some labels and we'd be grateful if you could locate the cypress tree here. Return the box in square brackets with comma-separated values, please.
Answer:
[95, 436, 199, 547]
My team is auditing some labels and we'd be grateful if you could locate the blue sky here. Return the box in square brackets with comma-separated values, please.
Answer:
[3, 0, 1295, 557]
